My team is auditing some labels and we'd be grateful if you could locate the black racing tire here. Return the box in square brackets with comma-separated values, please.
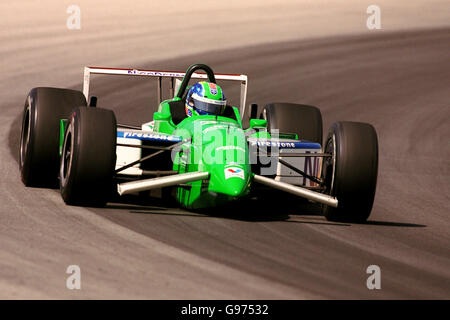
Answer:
[262, 103, 323, 144]
[321, 121, 378, 222]
[19, 87, 87, 187]
[60, 107, 117, 206]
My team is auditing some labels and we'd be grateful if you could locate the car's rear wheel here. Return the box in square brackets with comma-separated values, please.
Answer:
[321, 121, 378, 222]
[261, 102, 323, 143]
[60, 107, 117, 206]
[256, 102, 323, 181]
[19, 87, 87, 187]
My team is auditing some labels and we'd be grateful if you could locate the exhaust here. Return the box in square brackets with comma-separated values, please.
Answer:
[117, 171, 209, 196]
[253, 174, 338, 207]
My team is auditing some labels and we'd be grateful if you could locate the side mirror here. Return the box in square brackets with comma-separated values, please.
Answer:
[153, 112, 171, 121]
[249, 118, 267, 129]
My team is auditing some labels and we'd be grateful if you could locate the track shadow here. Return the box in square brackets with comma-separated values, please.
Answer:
[129, 209, 351, 226]
[8, 112, 21, 164]
[106, 194, 425, 228]
[360, 220, 426, 228]
[105, 193, 351, 226]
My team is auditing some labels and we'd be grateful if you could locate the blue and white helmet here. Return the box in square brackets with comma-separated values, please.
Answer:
[185, 82, 227, 117]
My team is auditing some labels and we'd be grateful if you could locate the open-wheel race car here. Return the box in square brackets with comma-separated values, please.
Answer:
[19, 63, 378, 222]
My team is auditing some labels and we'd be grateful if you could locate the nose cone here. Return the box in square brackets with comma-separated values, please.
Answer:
[195, 122, 251, 199]
[221, 168, 248, 196]
[209, 165, 250, 198]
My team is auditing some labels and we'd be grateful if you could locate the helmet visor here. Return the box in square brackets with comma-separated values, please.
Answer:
[191, 94, 226, 115]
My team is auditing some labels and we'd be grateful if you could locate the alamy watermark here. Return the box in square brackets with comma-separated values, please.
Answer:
[66, 265, 81, 290]
[66, 5, 81, 30]
[169, 124, 284, 174]
[366, 5, 381, 30]
[366, 265, 381, 290]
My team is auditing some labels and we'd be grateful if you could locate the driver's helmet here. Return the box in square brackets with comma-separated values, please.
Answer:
[185, 81, 226, 117]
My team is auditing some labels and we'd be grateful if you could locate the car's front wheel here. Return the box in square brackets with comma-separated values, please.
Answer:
[321, 121, 378, 222]
[60, 107, 117, 206]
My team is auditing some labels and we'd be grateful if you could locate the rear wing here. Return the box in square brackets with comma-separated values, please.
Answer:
[83, 66, 249, 120]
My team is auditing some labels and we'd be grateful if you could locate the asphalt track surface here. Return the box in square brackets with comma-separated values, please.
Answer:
[4, 28, 450, 298]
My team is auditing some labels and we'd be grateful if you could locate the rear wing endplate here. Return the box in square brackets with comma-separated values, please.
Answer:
[83, 66, 248, 120]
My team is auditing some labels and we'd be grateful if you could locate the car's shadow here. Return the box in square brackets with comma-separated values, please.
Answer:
[359, 220, 426, 227]
[106, 194, 426, 228]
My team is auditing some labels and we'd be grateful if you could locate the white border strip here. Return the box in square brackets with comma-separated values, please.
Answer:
[86, 66, 246, 80]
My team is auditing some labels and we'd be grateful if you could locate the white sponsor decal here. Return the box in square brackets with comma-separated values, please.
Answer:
[192, 93, 226, 105]
[122, 131, 180, 141]
[127, 70, 185, 77]
[141, 121, 155, 132]
[224, 166, 245, 180]
[216, 146, 246, 153]
[201, 125, 230, 134]
[250, 141, 295, 148]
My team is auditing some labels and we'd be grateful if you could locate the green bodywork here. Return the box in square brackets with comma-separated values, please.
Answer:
[56, 95, 268, 210]
[153, 97, 267, 209]
[57, 65, 297, 209]
[59, 119, 68, 156]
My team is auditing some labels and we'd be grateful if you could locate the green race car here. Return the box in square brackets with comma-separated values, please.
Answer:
[19, 63, 378, 222]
